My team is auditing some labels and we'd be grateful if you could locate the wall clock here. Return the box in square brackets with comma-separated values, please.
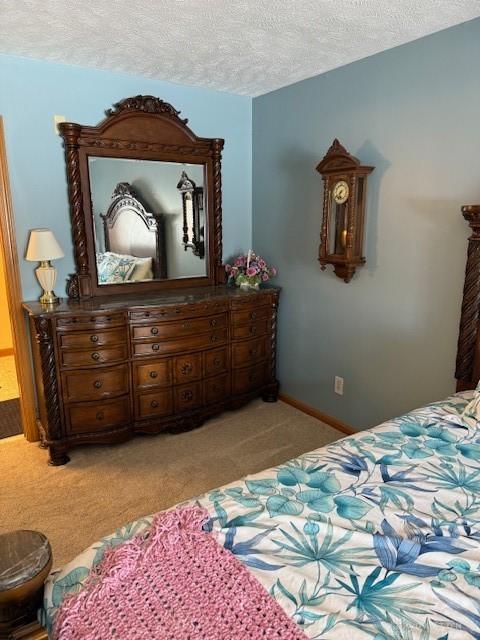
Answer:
[316, 139, 374, 282]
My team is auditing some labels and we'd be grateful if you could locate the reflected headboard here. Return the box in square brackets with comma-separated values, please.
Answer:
[456, 205, 480, 391]
[100, 182, 167, 279]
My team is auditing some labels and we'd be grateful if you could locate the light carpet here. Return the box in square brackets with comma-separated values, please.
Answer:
[0, 400, 344, 569]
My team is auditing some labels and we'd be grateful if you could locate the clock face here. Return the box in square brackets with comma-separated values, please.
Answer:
[332, 180, 349, 205]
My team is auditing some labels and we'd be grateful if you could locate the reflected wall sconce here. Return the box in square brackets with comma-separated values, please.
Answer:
[26, 228, 64, 304]
[177, 170, 205, 259]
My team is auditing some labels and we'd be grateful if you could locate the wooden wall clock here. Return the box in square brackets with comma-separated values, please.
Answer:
[316, 139, 374, 282]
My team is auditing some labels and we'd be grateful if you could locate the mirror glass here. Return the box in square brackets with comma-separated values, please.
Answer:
[88, 157, 207, 285]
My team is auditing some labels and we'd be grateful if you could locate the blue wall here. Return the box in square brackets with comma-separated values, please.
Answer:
[0, 54, 252, 300]
[252, 18, 480, 429]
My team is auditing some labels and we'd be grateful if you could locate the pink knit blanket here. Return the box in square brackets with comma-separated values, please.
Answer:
[54, 506, 308, 639]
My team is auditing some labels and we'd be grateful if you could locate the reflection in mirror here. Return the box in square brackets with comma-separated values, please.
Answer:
[88, 157, 207, 285]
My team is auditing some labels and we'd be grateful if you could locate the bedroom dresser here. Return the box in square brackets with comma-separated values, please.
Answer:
[22, 95, 280, 465]
[24, 287, 279, 465]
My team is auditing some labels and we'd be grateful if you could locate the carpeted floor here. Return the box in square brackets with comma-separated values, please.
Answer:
[0, 399, 344, 569]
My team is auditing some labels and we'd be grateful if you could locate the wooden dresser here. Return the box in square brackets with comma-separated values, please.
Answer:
[23, 286, 279, 465]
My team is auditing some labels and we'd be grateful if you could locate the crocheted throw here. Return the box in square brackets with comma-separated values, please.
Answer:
[54, 506, 308, 639]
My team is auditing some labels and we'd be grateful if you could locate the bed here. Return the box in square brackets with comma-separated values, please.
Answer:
[42, 206, 480, 638]
[96, 182, 167, 283]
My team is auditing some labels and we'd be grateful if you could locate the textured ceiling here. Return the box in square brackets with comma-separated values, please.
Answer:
[1, 1, 479, 96]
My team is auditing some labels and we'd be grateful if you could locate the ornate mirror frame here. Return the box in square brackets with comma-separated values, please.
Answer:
[59, 95, 225, 299]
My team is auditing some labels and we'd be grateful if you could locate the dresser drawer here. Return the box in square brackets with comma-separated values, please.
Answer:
[231, 305, 270, 326]
[232, 337, 268, 368]
[132, 314, 226, 340]
[59, 327, 126, 350]
[61, 345, 128, 369]
[137, 389, 173, 419]
[174, 353, 202, 384]
[231, 319, 269, 340]
[204, 347, 228, 377]
[129, 301, 228, 322]
[232, 363, 268, 395]
[67, 397, 130, 434]
[134, 360, 172, 389]
[174, 382, 202, 413]
[205, 374, 230, 405]
[63, 365, 129, 402]
[132, 329, 227, 358]
[230, 294, 272, 310]
[56, 313, 125, 330]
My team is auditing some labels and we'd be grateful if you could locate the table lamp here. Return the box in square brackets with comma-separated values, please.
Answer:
[26, 228, 64, 304]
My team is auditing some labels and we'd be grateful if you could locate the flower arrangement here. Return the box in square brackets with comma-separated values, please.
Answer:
[225, 250, 277, 289]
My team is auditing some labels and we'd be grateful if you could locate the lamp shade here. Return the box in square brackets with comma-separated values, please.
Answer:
[26, 229, 64, 261]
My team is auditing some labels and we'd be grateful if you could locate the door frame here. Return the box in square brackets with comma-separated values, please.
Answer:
[0, 116, 39, 441]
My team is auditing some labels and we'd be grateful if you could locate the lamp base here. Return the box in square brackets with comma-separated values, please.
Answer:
[39, 291, 59, 305]
[35, 262, 60, 305]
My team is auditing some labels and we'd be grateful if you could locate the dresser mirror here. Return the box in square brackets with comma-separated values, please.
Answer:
[59, 95, 224, 299]
[89, 157, 206, 285]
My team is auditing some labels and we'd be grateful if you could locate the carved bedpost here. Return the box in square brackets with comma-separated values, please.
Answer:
[59, 122, 92, 299]
[33, 317, 69, 465]
[456, 205, 480, 391]
[262, 290, 280, 402]
[212, 138, 225, 284]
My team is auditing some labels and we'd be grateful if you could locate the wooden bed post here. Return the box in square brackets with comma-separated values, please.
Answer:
[456, 205, 480, 391]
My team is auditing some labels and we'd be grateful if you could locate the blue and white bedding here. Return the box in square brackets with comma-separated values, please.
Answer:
[43, 392, 480, 639]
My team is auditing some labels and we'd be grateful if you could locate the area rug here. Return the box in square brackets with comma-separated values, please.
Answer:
[0, 397, 22, 439]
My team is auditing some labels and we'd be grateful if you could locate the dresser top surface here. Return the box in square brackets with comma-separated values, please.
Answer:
[23, 285, 280, 316]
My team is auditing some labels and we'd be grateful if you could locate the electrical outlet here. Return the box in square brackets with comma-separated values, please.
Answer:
[334, 376, 344, 395]
[53, 115, 66, 134]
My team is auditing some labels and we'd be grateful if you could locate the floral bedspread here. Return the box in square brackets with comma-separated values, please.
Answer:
[43, 392, 480, 639]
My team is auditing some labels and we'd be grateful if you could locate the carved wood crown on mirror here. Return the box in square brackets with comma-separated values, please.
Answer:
[58, 95, 225, 298]
[23, 96, 280, 465]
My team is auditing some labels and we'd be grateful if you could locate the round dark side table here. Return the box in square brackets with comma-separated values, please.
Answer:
[0, 530, 52, 638]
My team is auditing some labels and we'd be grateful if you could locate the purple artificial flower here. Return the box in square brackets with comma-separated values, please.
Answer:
[270, 267, 277, 276]
[230, 266, 238, 276]
[262, 273, 269, 282]
[246, 266, 257, 277]
[258, 258, 266, 269]
[225, 263, 232, 273]
[235, 256, 246, 267]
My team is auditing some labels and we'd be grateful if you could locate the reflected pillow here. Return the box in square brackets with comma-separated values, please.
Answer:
[130, 256, 153, 281]
[461, 385, 480, 428]
[96, 252, 136, 284]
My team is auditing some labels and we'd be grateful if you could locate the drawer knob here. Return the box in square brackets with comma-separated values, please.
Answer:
[181, 322, 191, 329]
[175, 308, 181, 314]
[93, 380, 103, 389]
[211, 334, 219, 343]
[90, 335, 99, 343]
[145, 311, 151, 317]
[213, 357, 221, 367]
[96, 411, 104, 420]
[149, 371, 158, 379]
[151, 400, 159, 408]
[181, 390, 193, 401]
[210, 318, 218, 327]
[91, 352, 100, 361]
[151, 327, 159, 335]
[152, 343, 160, 351]
[250, 312, 257, 320]
[249, 326, 257, 335]
[250, 349, 258, 357]
[180, 363, 193, 375]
